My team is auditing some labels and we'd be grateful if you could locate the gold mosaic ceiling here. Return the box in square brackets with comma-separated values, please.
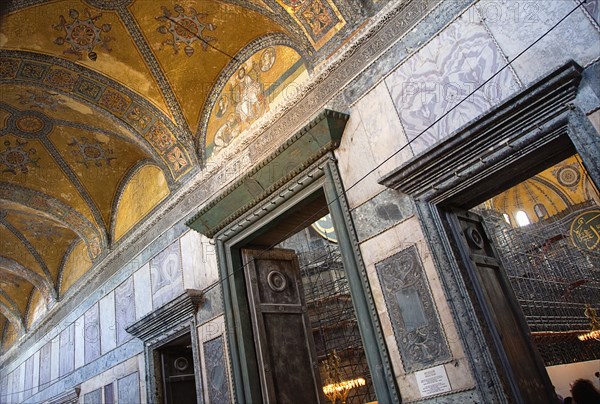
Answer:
[0, 0, 361, 349]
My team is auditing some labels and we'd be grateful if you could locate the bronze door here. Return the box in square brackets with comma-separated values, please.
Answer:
[242, 248, 324, 404]
[449, 210, 557, 404]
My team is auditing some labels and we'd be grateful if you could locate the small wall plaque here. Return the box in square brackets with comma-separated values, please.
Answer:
[415, 365, 452, 398]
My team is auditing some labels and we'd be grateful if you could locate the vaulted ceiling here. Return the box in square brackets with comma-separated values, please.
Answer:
[0, 0, 370, 350]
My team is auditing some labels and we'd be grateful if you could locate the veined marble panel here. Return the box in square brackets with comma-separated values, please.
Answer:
[115, 277, 135, 346]
[117, 372, 140, 404]
[203, 336, 231, 404]
[84, 304, 101, 364]
[83, 388, 101, 404]
[23, 355, 34, 400]
[32, 350, 40, 397]
[181, 230, 219, 291]
[133, 263, 152, 319]
[50, 335, 59, 382]
[38, 341, 52, 389]
[59, 324, 75, 377]
[74, 315, 85, 369]
[99, 292, 116, 355]
[385, 9, 520, 155]
[150, 241, 183, 308]
[477, 0, 600, 85]
[583, 0, 600, 26]
[1, 375, 8, 403]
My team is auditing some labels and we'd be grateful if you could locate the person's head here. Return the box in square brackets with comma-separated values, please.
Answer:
[563, 396, 573, 404]
[571, 379, 600, 404]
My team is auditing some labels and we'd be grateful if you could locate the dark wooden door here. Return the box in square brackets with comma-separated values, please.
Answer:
[242, 248, 324, 404]
[449, 210, 557, 404]
[161, 347, 197, 404]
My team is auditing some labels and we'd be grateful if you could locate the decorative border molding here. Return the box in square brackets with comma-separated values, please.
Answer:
[212, 154, 400, 403]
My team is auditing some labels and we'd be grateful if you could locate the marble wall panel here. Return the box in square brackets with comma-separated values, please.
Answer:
[83, 388, 101, 404]
[375, 245, 451, 372]
[0, 375, 8, 404]
[39, 341, 52, 389]
[150, 241, 183, 308]
[99, 292, 116, 355]
[84, 304, 101, 364]
[477, 0, 600, 85]
[203, 336, 231, 404]
[351, 189, 415, 242]
[117, 372, 140, 404]
[181, 230, 219, 291]
[10, 368, 19, 404]
[74, 315, 85, 369]
[334, 112, 386, 208]
[133, 263, 152, 319]
[583, 0, 600, 25]
[50, 335, 59, 382]
[32, 350, 40, 397]
[59, 324, 75, 377]
[385, 9, 520, 155]
[23, 355, 34, 400]
[115, 277, 135, 346]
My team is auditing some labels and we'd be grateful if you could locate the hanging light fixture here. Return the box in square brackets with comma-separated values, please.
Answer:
[577, 304, 600, 342]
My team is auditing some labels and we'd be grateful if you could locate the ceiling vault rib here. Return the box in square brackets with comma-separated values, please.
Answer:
[0, 183, 103, 261]
[0, 49, 195, 183]
[0, 220, 54, 290]
[55, 238, 79, 297]
[0, 256, 57, 305]
[116, 6, 194, 147]
[0, 297, 25, 337]
[40, 138, 109, 245]
[53, 118, 168, 171]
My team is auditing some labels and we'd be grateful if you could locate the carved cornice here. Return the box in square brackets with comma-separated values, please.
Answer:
[126, 289, 203, 343]
[379, 61, 584, 206]
[187, 109, 349, 237]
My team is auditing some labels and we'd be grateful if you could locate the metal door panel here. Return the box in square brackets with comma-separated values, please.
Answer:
[449, 209, 556, 404]
[242, 248, 324, 404]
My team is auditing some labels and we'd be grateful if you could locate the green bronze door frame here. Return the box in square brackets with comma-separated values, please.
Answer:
[213, 155, 400, 403]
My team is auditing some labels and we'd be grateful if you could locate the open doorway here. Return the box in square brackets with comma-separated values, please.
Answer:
[155, 333, 198, 404]
[448, 153, 600, 402]
[469, 154, 600, 397]
[239, 190, 377, 403]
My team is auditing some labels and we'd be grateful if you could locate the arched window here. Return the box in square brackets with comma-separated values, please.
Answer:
[515, 210, 531, 227]
[534, 203, 548, 219]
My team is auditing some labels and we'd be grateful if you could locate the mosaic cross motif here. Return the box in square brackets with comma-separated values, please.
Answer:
[17, 89, 64, 111]
[53, 9, 113, 61]
[0, 139, 39, 175]
[156, 5, 216, 57]
[67, 137, 116, 168]
[298, 0, 337, 40]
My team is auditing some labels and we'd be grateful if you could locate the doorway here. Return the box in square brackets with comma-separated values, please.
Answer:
[214, 159, 398, 403]
[448, 154, 600, 402]
[156, 333, 198, 404]
[239, 191, 377, 403]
